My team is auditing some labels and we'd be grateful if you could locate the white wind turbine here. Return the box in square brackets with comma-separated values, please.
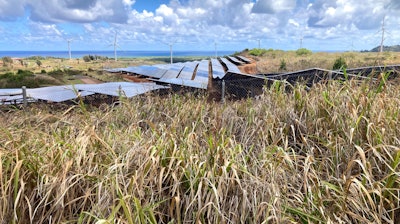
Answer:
[109, 32, 120, 61]
[162, 39, 178, 64]
[214, 41, 218, 58]
[65, 38, 74, 60]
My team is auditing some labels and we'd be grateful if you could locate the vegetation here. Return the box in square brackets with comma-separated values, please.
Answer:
[0, 69, 61, 88]
[296, 48, 312, 56]
[1, 56, 13, 67]
[366, 45, 400, 52]
[1, 77, 399, 223]
[332, 56, 347, 70]
[279, 58, 287, 71]
[82, 55, 110, 62]
[248, 48, 270, 56]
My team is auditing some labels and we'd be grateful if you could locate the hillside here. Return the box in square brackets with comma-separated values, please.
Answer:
[367, 45, 400, 52]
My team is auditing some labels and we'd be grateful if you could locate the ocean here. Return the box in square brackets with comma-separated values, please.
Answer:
[0, 50, 236, 59]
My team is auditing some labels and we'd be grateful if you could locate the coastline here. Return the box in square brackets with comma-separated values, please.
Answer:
[0, 50, 237, 59]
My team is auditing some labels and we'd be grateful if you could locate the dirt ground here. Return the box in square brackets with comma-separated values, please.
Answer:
[238, 61, 258, 74]
[77, 76, 103, 84]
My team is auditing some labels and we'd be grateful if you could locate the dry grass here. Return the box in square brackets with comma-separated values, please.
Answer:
[1, 77, 399, 223]
[246, 51, 400, 73]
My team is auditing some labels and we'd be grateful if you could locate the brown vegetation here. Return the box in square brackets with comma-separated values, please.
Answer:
[1, 77, 399, 223]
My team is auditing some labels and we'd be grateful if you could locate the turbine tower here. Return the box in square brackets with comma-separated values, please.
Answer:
[108, 32, 120, 61]
[380, 16, 386, 53]
[66, 39, 73, 60]
[214, 41, 218, 58]
[113, 33, 118, 61]
[169, 43, 173, 64]
[162, 40, 178, 64]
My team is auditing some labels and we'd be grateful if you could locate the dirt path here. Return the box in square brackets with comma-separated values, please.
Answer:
[77, 76, 103, 84]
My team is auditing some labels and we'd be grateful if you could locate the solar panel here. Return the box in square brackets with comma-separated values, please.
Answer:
[157, 79, 208, 89]
[220, 58, 241, 73]
[160, 69, 181, 79]
[0, 89, 22, 95]
[211, 58, 226, 79]
[236, 56, 252, 64]
[122, 66, 167, 79]
[74, 82, 168, 98]
[195, 70, 209, 79]
[27, 86, 94, 102]
[177, 64, 198, 80]
[227, 56, 243, 65]
[154, 63, 185, 72]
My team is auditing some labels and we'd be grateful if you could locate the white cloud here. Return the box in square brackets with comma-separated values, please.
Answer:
[0, 0, 399, 51]
[308, 0, 389, 30]
[252, 0, 297, 14]
[24, 0, 130, 23]
[0, 0, 26, 20]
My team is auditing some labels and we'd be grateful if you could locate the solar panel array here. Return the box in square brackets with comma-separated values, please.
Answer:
[109, 56, 252, 89]
[1, 82, 169, 104]
[1, 56, 252, 105]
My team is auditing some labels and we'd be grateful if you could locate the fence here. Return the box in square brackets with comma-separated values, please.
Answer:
[0, 86, 28, 106]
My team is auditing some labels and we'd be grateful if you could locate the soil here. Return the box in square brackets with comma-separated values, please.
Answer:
[238, 62, 257, 74]
[122, 74, 151, 82]
[80, 77, 103, 84]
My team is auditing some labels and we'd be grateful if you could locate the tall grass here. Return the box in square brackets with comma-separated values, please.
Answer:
[1, 78, 399, 223]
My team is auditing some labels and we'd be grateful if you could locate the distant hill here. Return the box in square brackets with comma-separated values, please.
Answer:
[366, 45, 400, 52]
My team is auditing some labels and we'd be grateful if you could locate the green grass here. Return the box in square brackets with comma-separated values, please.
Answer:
[1, 78, 400, 223]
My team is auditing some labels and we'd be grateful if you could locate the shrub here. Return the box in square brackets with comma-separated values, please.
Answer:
[1, 56, 13, 66]
[83, 55, 91, 62]
[296, 48, 312, 56]
[332, 57, 347, 70]
[248, 48, 268, 56]
[279, 59, 287, 71]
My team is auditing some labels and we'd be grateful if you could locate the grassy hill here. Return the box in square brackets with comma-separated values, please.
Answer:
[367, 45, 400, 52]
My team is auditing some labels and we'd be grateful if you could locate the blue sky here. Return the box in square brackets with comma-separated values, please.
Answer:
[0, 0, 398, 52]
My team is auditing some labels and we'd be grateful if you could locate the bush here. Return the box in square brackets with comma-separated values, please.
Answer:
[296, 48, 312, 56]
[0, 70, 38, 88]
[2, 56, 13, 66]
[332, 57, 347, 70]
[279, 59, 287, 71]
[248, 48, 268, 56]
[83, 55, 91, 62]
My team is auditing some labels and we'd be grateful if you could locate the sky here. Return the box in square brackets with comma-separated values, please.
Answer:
[0, 0, 399, 52]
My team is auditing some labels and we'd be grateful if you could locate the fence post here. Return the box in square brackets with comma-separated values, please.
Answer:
[221, 80, 225, 103]
[22, 86, 27, 107]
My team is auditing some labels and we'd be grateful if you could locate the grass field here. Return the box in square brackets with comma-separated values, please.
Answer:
[1, 50, 400, 223]
[1, 76, 399, 223]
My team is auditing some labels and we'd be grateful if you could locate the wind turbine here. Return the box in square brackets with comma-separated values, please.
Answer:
[379, 16, 387, 53]
[214, 41, 218, 58]
[299, 30, 304, 49]
[162, 39, 178, 64]
[64, 38, 74, 60]
[109, 32, 120, 61]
